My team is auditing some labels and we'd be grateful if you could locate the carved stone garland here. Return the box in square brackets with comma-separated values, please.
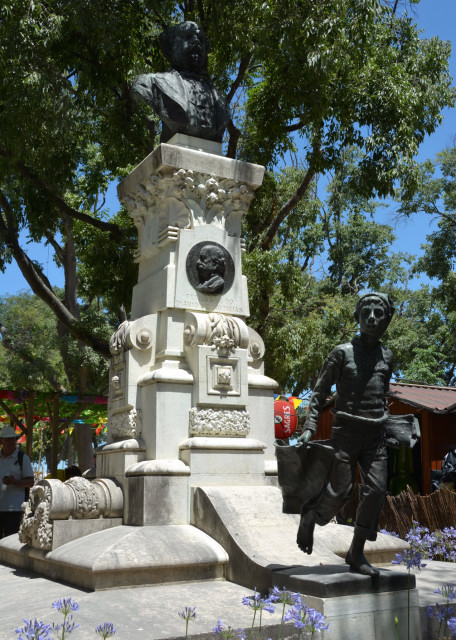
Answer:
[189, 407, 250, 437]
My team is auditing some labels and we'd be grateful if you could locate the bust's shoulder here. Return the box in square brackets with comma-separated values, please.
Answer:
[333, 342, 354, 355]
[326, 342, 353, 362]
[380, 344, 394, 361]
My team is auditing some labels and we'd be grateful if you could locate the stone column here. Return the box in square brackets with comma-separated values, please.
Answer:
[97, 135, 278, 525]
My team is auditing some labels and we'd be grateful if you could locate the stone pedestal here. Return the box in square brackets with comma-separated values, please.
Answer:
[96, 136, 278, 525]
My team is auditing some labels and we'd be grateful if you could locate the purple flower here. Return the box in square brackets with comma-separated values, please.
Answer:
[269, 586, 297, 605]
[95, 622, 116, 638]
[306, 608, 330, 633]
[51, 616, 79, 636]
[379, 529, 400, 538]
[434, 584, 456, 601]
[284, 603, 329, 633]
[242, 589, 275, 614]
[15, 619, 52, 640]
[178, 607, 196, 621]
[51, 599, 79, 615]
[426, 604, 453, 624]
[213, 619, 245, 639]
[448, 617, 456, 634]
[392, 549, 426, 571]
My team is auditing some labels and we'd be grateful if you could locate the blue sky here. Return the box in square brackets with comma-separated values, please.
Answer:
[1, 0, 455, 298]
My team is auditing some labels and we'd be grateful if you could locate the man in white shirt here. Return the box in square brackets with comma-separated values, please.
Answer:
[0, 425, 34, 538]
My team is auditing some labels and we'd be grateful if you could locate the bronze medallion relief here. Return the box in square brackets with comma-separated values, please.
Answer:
[186, 241, 235, 295]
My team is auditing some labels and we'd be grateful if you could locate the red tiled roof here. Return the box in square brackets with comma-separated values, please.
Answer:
[388, 382, 456, 414]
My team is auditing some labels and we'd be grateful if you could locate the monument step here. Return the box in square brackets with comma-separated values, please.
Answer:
[191, 485, 411, 594]
[0, 524, 228, 591]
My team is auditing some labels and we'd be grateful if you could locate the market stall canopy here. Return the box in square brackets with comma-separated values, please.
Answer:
[388, 382, 456, 414]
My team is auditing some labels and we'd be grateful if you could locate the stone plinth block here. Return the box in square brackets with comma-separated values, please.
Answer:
[125, 459, 190, 525]
[138, 376, 193, 460]
[97, 439, 146, 478]
[180, 437, 267, 486]
[118, 142, 265, 208]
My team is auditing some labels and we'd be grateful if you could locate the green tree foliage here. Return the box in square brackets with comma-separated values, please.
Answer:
[0, 0, 454, 390]
[387, 282, 456, 386]
[398, 145, 456, 281]
[0, 292, 69, 391]
[0, 291, 109, 394]
[244, 160, 415, 394]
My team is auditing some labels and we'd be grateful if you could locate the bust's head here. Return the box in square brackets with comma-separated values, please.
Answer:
[159, 21, 208, 73]
[354, 292, 395, 341]
[196, 244, 225, 282]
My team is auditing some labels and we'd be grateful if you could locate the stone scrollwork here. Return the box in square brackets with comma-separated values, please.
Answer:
[19, 484, 52, 550]
[189, 407, 250, 437]
[247, 326, 265, 361]
[184, 311, 249, 356]
[109, 408, 141, 440]
[120, 168, 255, 262]
[19, 478, 123, 551]
[109, 316, 155, 355]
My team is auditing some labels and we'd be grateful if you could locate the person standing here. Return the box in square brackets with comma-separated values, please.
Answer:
[0, 425, 34, 538]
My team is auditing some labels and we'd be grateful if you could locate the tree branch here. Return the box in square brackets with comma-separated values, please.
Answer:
[0, 399, 26, 436]
[0, 148, 126, 241]
[226, 53, 253, 104]
[260, 166, 315, 250]
[0, 192, 110, 358]
[226, 119, 241, 159]
[285, 120, 305, 133]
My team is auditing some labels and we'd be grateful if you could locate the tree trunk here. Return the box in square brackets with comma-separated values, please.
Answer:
[74, 424, 94, 473]
[24, 393, 36, 458]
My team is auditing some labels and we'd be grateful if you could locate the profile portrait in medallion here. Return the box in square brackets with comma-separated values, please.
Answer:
[186, 242, 235, 296]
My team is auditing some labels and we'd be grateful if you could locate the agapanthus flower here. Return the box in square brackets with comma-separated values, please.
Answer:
[15, 619, 52, 640]
[434, 584, 456, 601]
[268, 586, 297, 606]
[447, 617, 456, 634]
[426, 603, 454, 624]
[53, 615, 79, 634]
[178, 607, 196, 622]
[213, 619, 245, 639]
[51, 599, 79, 615]
[242, 589, 275, 614]
[392, 549, 426, 570]
[284, 603, 329, 633]
[95, 622, 116, 638]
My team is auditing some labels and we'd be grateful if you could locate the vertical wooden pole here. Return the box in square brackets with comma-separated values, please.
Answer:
[421, 411, 431, 495]
[49, 395, 60, 478]
[25, 393, 35, 458]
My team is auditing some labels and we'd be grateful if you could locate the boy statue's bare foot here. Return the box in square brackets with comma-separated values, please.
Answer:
[297, 513, 315, 555]
[345, 549, 380, 576]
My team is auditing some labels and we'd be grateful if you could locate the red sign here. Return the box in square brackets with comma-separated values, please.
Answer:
[274, 400, 298, 439]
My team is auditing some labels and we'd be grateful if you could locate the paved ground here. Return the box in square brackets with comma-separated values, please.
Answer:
[1, 559, 456, 640]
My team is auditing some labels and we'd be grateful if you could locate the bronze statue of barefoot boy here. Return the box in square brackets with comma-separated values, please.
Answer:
[297, 292, 395, 576]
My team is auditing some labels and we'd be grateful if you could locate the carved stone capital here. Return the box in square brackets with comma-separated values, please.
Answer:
[120, 168, 256, 262]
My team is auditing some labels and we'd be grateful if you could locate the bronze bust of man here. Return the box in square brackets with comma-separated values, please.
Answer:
[132, 21, 230, 143]
[297, 292, 395, 576]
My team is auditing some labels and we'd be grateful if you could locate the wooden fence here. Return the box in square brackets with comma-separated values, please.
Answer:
[339, 485, 456, 539]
